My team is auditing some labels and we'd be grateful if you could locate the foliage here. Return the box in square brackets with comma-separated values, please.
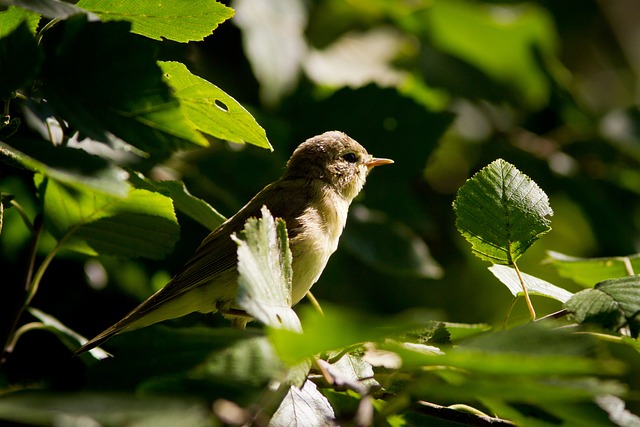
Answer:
[2, 0, 640, 426]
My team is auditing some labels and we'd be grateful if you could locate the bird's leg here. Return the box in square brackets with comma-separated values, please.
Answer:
[216, 302, 253, 329]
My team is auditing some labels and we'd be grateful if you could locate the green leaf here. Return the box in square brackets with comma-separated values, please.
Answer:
[0, 139, 129, 196]
[192, 336, 283, 387]
[87, 325, 251, 388]
[271, 382, 336, 427]
[40, 177, 179, 259]
[0, 20, 43, 97]
[488, 264, 573, 302]
[233, 206, 300, 331]
[547, 250, 640, 288]
[0, 6, 40, 37]
[77, 0, 234, 42]
[41, 17, 207, 154]
[28, 307, 110, 361]
[129, 173, 226, 231]
[565, 275, 640, 337]
[159, 61, 271, 150]
[0, 392, 214, 427]
[453, 158, 553, 264]
[269, 305, 434, 365]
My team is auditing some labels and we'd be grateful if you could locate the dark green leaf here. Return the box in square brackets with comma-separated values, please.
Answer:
[192, 336, 283, 387]
[28, 307, 109, 361]
[565, 275, 640, 337]
[453, 159, 553, 264]
[0, 21, 43, 97]
[408, 373, 625, 404]
[233, 206, 300, 331]
[0, 392, 214, 427]
[547, 250, 640, 288]
[129, 173, 226, 231]
[77, 0, 234, 42]
[40, 177, 179, 259]
[159, 61, 271, 150]
[41, 17, 207, 154]
[0, 138, 130, 196]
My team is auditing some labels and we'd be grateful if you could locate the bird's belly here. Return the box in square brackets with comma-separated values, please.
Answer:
[290, 230, 338, 305]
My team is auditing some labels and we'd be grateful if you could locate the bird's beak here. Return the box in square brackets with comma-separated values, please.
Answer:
[366, 157, 394, 170]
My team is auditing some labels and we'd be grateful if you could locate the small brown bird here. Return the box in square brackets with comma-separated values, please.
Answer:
[76, 131, 393, 353]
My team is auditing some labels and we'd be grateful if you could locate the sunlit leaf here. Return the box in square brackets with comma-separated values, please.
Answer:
[489, 264, 573, 302]
[0, 6, 40, 37]
[159, 61, 271, 150]
[77, 0, 234, 42]
[39, 177, 179, 259]
[270, 382, 336, 427]
[453, 159, 553, 264]
[233, 206, 300, 331]
[269, 304, 433, 365]
[41, 17, 207, 154]
[547, 250, 640, 288]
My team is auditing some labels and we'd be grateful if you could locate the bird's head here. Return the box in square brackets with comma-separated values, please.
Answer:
[284, 131, 393, 201]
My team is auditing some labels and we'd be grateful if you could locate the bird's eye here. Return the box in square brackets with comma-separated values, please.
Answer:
[342, 152, 357, 163]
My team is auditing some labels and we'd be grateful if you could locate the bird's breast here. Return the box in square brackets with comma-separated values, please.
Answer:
[289, 191, 349, 304]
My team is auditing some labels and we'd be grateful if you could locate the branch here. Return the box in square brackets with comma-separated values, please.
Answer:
[414, 401, 515, 427]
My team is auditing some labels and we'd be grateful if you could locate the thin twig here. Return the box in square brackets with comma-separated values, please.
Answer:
[305, 291, 324, 316]
[512, 261, 536, 320]
[414, 400, 515, 426]
[622, 257, 635, 276]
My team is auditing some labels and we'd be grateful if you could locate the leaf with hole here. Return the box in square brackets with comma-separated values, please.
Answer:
[41, 17, 207, 154]
[160, 61, 271, 150]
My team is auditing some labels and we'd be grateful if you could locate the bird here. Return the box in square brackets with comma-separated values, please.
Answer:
[76, 131, 393, 354]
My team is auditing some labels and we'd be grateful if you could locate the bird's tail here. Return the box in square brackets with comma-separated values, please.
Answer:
[75, 324, 123, 355]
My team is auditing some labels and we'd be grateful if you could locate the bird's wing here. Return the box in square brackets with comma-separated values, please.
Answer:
[109, 179, 312, 319]
[75, 180, 316, 354]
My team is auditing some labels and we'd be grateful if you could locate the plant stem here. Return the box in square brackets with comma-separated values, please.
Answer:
[305, 291, 324, 316]
[9, 199, 34, 233]
[622, 257, 634, 276]
[512, 261, 536, 320]
[2, 222, 66, 359]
